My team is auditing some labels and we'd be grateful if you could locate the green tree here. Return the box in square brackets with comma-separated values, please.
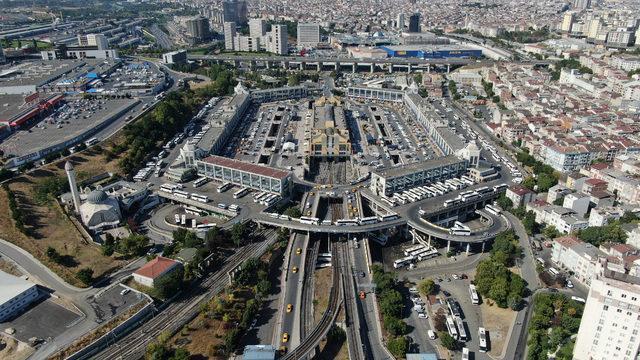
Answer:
[256, 279, 271, 297]
[145, 342, 170, 360]
[537, 173, 558, 192]
[543, 225, 560, 239]
[379, 289, 404, 318]
[102, 233, 116, 256]
[223, 328, 241, 353]
[418, 279, 437, 296]
[231, 222, 246, 248]
[76, 268, 94, 285]
[386, 336, 409, 358]
[522, 176, 537, 190]
[496, 194, 513, 210]
[154, 267, 184, 299]
[283, 206, 302, 218]
[46, 246, 61, 263]
[119, 234, 150, 257]
[439, 332, 459, 350]
[383, 315, 408, 336]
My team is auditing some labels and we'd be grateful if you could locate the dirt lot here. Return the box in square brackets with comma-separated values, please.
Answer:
[0, 334, 34, 360]
[0, 145, 127, 287]
[313, 267, 333, 325]
[479, 302, 515, 357]
[0, 256, 22, 276]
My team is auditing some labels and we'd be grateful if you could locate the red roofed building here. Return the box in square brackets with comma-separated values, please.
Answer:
[133, 256, 181, 287]
[506, 185, 535, 208]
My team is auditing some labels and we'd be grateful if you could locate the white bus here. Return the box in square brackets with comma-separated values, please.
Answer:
[159, 184, 176, 193]
[393, 194, 407, 205]
[184, 206, 202, 216]
[379, 213, 399, 222]
[469, 284, 479, 305]
[404, 244, 426, 257]
[446, 316, 459, 340]
[455, 316, 467, 341]
[381, 197, 397, 207]
[217, 182, 232, 193]
[450, 228, 472, 236]
[478, 327, 488, 352]
[485, 204, 502, 215]
[548, 267, 560, 276]
[461, 193, 478, 202]
[493, 183, 508, 192]
[393, 256, 414, 269]
[299, 217, 320, 225]
[359, 216, 378, 225]
[475, 186, 492, 195]
[193, 177, 209, 188]
[571, 296, 586, 304]
[536, 257, 545, 266]
[336, 219, 359, 226]
[228, 204, 240, 212]
[173, 190, 189, 199]
[415, 248, 439, 262]
[196, 223, 217, 229]
[444, 199, 460, 207]
[84, 137, 99, 147]
[254, 193, 268, 203]
[462, 348, 469, 360]
[233, 187, 250, 199]
[190, 193, 209, 203]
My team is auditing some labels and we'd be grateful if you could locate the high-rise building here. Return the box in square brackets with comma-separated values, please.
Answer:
[268, 24, 288, 55]
[249, 18, 266, 38]
[409, 13, 421, 33]
[297, 23, 320, 48]
[77, 34, 108, 49]
[573, 260, 640, 360]
[561, 12, 575, 33]
[608, 29, 634, 47]
[573, 0, 592, 10]
[397, 13, 405, 29]
[186, 16, 211, 44]
[224, 22, 237, 50]
[222, 0, 247, 25]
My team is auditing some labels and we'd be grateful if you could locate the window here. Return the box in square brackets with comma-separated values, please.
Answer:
[604, 305, 609, 311]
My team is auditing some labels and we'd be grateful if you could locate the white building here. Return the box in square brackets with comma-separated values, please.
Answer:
[132, 256, 181, 288]
[551, 236, 603, 286]
[268, 24, 288, 55]
[162, 50, 187, 64]
[563, 192, 591, 218]
[573, 260, 640, 360]
[77, 34, 108, 49]
[0, 271, 39, 322]
[224, 22, 237, 50]
[544, 143, 592, 173]
[589, 207, 624, 227]
[297, 23, 320, 48]
[249, 18, 266, 38]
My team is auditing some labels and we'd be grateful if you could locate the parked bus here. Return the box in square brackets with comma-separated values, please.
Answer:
[404, 244, 426, 257]
[493, 183, 508, 192]
[196, 223, 217, 229]
[475, 186, 492, 195]
[173, 190, 189, 199]
[233, 187, 251, 199]
[254, 193, 268, 203]
[190, 193, 209, 203]
[381, 197, 397, 207]
[228, 204, 240, 212]
[184, 206, 201, 216]
[455, 316, 467, 341]
[461, 193, 478, 202]
[469, 284, 479, 305]
[393, 194, 407, 205]
[299, 217, 320, 225]
[536, 257, 545, 266]
[217, 182, 232, 193]
[549, 267, 560, 276]
[415, 248, 439, 262]
[359, 216, 378, 225]
[193, 177, 209, 188]
[393, 256, 414, 269]
[446, 316, 459, 340]
[478, 327, 488, 352]
[159, 184, 176, 193]
[84, 137, 99, 147]
[444, 199, 461, 207]
[446, 298, 462, 318]
[485, 204, 502, 215]
[462, 348, 470, 360]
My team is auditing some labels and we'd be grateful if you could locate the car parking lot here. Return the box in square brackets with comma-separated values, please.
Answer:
[0, 294, 82, 344]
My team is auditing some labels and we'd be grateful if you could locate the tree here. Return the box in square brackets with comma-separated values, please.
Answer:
[205, 226, 221, 251]
[231, 223, 246, 248]
[223, 328, 241, 353]
[46, 246, 61, 263]
[154, 267, 184, 299]
[439, 332, 459, 350]
[76, 268, 94, 285]
[145, 342, 170, 360]
[543, 225, 560, 240]
[102, 233, 116, 256]
[386, 336, 409, 358]
[119, 234, 149, 257]
[418, 279, 437, 296]
[383, 315, 408, 336]
[256, 279, 271, 297]
[379, 289, 403, 318]
[522, 176, 536, 190]
[496, 194, 513, 210]
[283, 206, 302, 218]
[537, 173, 558, 192]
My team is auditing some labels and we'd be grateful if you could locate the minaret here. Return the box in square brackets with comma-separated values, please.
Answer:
[65, 161, 81, 213]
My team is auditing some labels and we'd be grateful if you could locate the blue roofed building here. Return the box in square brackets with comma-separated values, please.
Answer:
[406, 354, 439, 360]
[242, 345, 276, 360]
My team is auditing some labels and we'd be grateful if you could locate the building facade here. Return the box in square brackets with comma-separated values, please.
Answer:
[297, 23, 320, 48]
[0, 271, 39, 322]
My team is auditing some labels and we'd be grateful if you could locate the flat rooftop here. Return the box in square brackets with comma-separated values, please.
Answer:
[383, 44, 475, 51]
[0, 270, 36, 305]
[0, 59, 115, 89]
[0, 94, 31, 122]
[373, 155, 466, 179]
[201, 155, 291, 180]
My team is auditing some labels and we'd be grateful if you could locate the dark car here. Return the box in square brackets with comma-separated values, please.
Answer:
[443, 290, 451, 297]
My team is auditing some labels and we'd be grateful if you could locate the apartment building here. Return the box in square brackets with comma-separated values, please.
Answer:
[544, 144, 593, 173]
[506, 185, 535, 208]
[551, 235, 603, 286]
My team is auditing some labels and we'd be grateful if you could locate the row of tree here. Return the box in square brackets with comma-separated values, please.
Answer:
[371, 264, 409, 358]
[3, 184, 28, 235]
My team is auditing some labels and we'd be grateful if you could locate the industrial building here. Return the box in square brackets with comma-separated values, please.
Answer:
[195, 155, 293, 196]
[379, 45, 482, 59]
[370, 155, 469, 196]
[0, 271, 39, 322]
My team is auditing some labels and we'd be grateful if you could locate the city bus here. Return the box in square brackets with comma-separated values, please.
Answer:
[299, 217, 320, 225]
[190, 193, 209, 203]
[447, 298, 462, 318]
[461, 193, 478, 202]
[475, 186, 492, 195]
[228, 204, 240, 212]
[549, 267, 560, 276]
[446, 316, 459, 340]
[336, 219, 359, 226]
[196, 223, 217, 230]
[193, 177, 209, 188]
[404, 244, 426, 257]
[393, 256, 414, 269]
[359, 216, 378, 225]
[478, 327, 488, 352]
[254, 192, 268, 203]
[485, 204, 502, 215]
[381, 197, 397, 207]
[415, 248, 439, 262]
[493, 183, 508, 192]
[455, 316, 467, 341]
[462, 348, 469, 360]
[444, 199, 461, 207]
[217, 182, 232, 193]
[469, 284, 480, 305]
[393, 194, 407, 205]
[536, 257, 545, 266]
[84, 137, 99, 147]
[159, 184, 176, 193]
[233, 187, 250, 199]
[451, 228, 472, 236]
[173, 190, 189, 199]
[379, 213, 399, 222]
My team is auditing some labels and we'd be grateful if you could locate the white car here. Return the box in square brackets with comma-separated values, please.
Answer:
[566, 280, 574, 288]
[418, 312, 428, 319]
[427, 330, 437, 339]
[452, 274, 460, 280]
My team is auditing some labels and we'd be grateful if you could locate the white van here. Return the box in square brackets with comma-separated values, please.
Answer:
[427, 330, 436, 340]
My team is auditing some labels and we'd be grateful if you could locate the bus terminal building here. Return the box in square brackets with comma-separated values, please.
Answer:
[196, 155, 293, 197]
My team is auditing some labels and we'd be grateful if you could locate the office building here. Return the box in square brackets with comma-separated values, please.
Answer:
[608, 29, 634, 47]
[224, 22, 237, 50]
[222, 0, 247, 25]
[0, 271, 39, 322]
[268, 24, 288, 55]
[397, 13, 405, 29]
[196, 155, 293, 196]
[573, 0, 591, 10]
[561, 12, 575, 33]
[409, 13, 421, 33]
[573, 260, 640, 360]
[162, 50, 187, 64]
[249, 18, 266, 38]
[186, 16, 211, 44]
[77, 34, 108, 50]
[297, 23, 320, 48]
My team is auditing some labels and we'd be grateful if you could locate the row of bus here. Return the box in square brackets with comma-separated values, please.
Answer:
[449, 221, 471, 236]
[386, 176, 477, 207]
[253, 192, 281, 207]
[393, 244, 440, 268]
[442, 183, 508, 208]
[297, 214, 400, 227]
[160, 184, 212, 204]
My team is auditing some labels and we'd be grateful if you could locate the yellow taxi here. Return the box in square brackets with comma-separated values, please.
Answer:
[292, 266, 298, 273]
[287, 304, 293, 312]
[282, 333, 289, 343]
[296, 248, 302, 255]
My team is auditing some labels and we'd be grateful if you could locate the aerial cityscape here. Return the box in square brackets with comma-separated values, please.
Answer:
[0, 0, 639, 359]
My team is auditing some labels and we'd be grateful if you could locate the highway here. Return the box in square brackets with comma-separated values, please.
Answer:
[91, 229, 277, 360]
[278, 232, 308, 349]
[189, 54, 475, 66]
